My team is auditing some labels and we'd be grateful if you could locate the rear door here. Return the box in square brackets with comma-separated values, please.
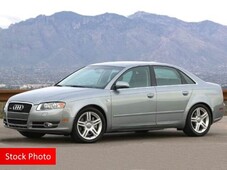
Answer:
[153, 66, 194, 125]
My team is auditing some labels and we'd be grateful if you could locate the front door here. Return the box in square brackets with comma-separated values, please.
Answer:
[111, 66, 156, 129]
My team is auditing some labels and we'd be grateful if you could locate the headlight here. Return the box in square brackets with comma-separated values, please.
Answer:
[36, 102, 66, 111]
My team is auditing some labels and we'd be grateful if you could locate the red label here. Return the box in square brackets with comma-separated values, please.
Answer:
[0, 148, 56, 165]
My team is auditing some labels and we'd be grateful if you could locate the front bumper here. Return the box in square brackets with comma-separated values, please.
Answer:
[3, 103, 73, 134]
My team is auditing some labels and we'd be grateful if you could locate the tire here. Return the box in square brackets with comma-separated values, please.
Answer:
[71, 107, 106, 143]
[18, 131, 45, 138]
[183, 104, 211, 137]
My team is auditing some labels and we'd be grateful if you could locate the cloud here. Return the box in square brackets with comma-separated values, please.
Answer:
[0, 15, 21, 28]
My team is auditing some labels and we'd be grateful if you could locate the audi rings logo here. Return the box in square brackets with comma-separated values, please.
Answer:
[12, 104, 24, 111]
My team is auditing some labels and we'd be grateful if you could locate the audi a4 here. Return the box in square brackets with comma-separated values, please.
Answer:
[3, 61, 225, 143]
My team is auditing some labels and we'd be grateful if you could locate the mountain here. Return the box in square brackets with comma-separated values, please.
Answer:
[0, 11, 227, 86]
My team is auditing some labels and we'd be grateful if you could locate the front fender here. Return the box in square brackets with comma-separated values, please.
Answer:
[66, 96, 111, 132]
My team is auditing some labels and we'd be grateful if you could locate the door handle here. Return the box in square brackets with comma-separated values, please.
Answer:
[147, 93, 154, 98]
[182, 91, 189, 96]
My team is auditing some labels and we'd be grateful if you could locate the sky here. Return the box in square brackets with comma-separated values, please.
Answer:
[0, 0, 226, 28]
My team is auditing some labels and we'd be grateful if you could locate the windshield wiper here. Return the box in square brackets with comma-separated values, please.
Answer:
[56, 84, 101, 88]
[63, 85, 89, 88]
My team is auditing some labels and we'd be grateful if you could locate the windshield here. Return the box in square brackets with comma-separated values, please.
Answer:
[57, 65, 123, 89]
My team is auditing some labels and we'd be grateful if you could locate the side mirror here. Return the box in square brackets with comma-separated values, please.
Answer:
[114, 81, 130, 90]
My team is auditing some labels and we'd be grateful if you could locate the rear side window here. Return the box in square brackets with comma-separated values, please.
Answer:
[154, 66, 182, 86]
[179, 71, 195, 84]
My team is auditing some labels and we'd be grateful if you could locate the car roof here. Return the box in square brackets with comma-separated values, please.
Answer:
[91, 61, 174, 68]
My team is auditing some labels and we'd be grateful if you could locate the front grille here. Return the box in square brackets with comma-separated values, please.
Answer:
[7, 112, 28, 120]
[8, 103, 32, 113]
[6, 102, 32, 128]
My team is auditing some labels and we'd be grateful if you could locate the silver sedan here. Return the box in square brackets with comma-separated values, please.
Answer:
[3, 62, 225, 143]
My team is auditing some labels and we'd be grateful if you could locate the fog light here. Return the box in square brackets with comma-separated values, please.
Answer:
[44, 122, 53, 128]
[3, 119, 7, 125]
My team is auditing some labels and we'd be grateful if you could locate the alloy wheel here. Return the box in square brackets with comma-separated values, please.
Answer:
[190, 107, 209, 134]
[77, 111, 103, 140]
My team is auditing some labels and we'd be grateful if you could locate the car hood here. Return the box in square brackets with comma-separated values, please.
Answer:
[8, 86, 106, 104]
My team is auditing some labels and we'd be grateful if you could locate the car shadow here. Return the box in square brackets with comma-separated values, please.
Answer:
[101, 130, 187, 143]
[0, 135, 73, 145]
[0, 129, 191, 145]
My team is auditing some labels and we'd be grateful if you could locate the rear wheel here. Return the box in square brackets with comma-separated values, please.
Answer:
[71, 107, 106, 143]
[18, 131, 45, 138]
[183, 104, 211, 136]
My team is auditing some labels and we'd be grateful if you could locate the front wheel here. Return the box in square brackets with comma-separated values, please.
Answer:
[71, 107, 106, 143]
[183, 104, 211, 137]
[18, 131, 45, 138]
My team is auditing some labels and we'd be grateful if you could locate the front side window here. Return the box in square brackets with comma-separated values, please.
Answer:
[118, 66, 151, 88]
[57, 66, 123, 89]
[154, 66, 182, 86]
